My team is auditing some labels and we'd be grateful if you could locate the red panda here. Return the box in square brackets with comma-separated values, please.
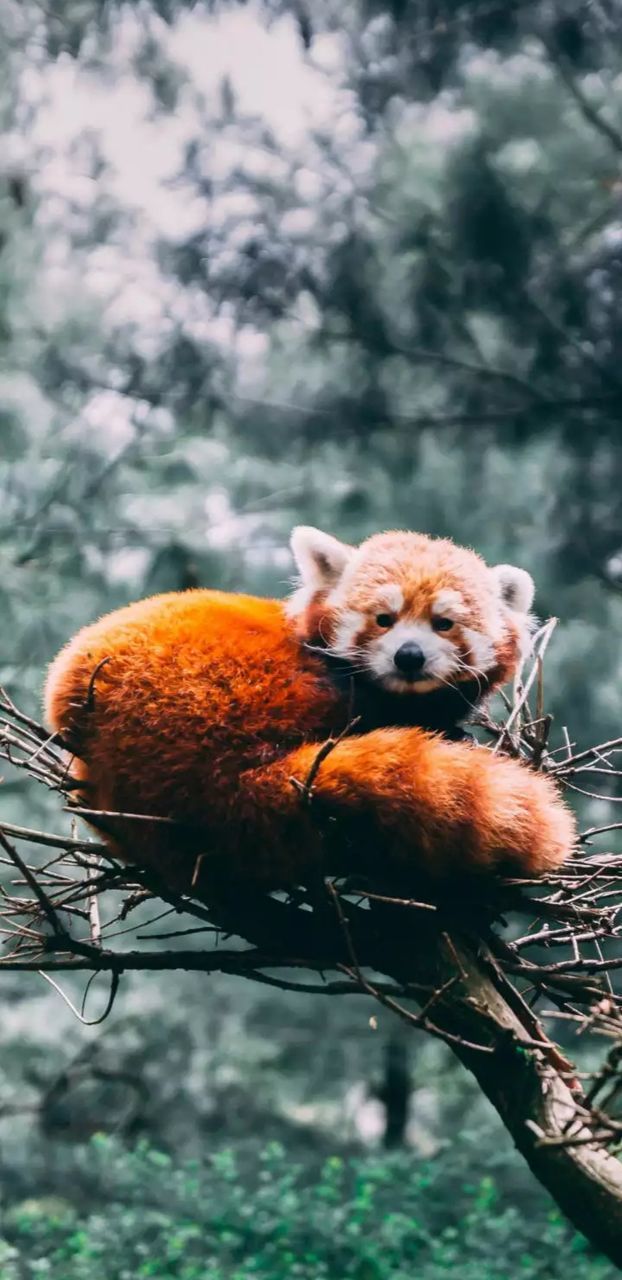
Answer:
[44, 527, 575, 895]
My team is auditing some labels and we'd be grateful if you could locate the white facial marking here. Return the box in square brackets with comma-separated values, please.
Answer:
[378, 584, 404, 614]
[367, 619, 458, 692]
[328, 585, 403, 656]
[461, 627, 495, 675]
[313, 578, 509, 696]
[431, 590, 500, 680]
[432, 589, 466, 620]
[330, 608, 366, 656]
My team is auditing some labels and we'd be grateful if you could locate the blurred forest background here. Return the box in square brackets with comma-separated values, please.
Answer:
[1, 0, 622, 1276]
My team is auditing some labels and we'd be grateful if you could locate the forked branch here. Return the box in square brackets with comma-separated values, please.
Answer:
[1, 627, 622, 1260]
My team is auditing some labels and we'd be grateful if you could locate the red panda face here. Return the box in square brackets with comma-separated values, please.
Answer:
[288, 526, 535, 698]
[329, 581, 499, 694]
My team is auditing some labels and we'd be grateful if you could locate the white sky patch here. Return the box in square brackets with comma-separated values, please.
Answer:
[395, 98, 476, 150]
[28, 5, 347, 230]
[0, 372, 55, 439]
[496, 138, 542, 174]
[27, 57, 200, 237]
[20, 4, 350, 367]
[61, 389, 140, 453]
[169, 4, 345, 144]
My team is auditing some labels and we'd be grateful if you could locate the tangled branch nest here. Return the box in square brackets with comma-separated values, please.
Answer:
[1, 620, 622, 1153]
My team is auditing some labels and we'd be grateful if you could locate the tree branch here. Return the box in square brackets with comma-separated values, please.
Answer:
[2, 636, 622, 1261]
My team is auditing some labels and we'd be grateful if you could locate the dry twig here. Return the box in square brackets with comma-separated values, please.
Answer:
[2, 631, 622, 1259]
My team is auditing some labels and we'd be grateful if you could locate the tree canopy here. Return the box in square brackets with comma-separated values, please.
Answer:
[2, 0, 622, 1274]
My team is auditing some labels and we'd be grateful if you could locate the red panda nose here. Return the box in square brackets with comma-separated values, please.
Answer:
[393, 641, 426, 677]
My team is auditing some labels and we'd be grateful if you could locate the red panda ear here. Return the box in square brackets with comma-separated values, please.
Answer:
[290, 526, 354, 591]
[490, 564, 535, 613]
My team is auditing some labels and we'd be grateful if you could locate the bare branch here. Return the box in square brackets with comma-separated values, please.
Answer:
[2, 627, 622, 1260]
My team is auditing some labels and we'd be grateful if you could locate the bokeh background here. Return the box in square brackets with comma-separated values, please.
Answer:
[1, 1, 622, 1276]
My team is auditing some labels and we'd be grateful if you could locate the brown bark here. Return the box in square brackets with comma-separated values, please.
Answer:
[201, 889, 622, 1265]
[380, 921, 622, 1266]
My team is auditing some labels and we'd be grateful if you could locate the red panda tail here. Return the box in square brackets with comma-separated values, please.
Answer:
[236, 728, 574, 883]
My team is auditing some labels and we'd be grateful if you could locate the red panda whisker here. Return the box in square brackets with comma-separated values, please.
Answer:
[453, 657, 488, 694]
[456, 670, 484, 700]
[433, 670, 482, 714]
[304, 639, 367, 657]
[303, 642, 370, 669]
[314, 617, 331, 648]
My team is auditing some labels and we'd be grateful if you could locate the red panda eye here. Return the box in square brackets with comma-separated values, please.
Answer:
[375, 612, 395, 628]
[432, 616, 454, 633]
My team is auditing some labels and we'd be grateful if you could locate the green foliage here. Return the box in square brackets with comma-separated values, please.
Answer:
[2, 0, 622, 1267]
[2, 0, 621, 765]
[3, 1135, 616, 1279]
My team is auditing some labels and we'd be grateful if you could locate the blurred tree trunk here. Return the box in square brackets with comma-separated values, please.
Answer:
[377, 1035, 410, 1149]
[387, 923, 622, 1266]
[207, 889, 622, 1264]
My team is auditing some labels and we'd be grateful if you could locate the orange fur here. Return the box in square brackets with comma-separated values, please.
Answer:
[290, 531, 529, 698]
[44, 533, 576, 894]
